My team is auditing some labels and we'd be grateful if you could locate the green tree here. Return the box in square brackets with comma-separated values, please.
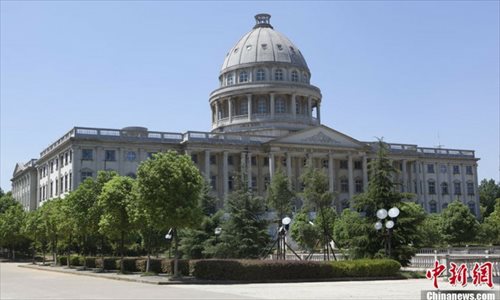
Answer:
[136, 151, 204, 277]
[290, 211, 321, 251]
[333, 209, 371, 258]
[98, 176, 135, 273]
[479, 179, 500, 218]
[267, 170, 294, 219]
[23, 210, 49, 264]
[0, 192, 18, 214]
[39, 198, 67, 264]
[440, 200, 479, 246]
[478, 198, 500, 245]
[419, 214, 444, 248]
[0, 201, 26, 259]
[214, 177, 270, 259]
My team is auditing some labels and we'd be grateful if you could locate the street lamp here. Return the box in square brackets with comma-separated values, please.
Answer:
[375, 207, 400, 258]
[214, 227, 222, 244]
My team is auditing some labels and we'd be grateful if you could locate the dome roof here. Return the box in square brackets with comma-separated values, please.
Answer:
[221, 14, 309, 72]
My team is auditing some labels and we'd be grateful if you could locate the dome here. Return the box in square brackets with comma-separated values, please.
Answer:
[221, 14, 309, 73]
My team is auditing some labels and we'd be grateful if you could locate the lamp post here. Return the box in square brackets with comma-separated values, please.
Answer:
[278, 217, 291, 260]
[214, 227, 222, 244]
[374, 207, 400, 258]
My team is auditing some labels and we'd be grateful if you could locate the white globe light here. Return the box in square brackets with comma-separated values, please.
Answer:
[214, 227, 222, 235]
[388, 207, 400, 218]
[282, 217, 291, 225]
[374, 221, 383, 230]
[385, 220, 395, 229]
[376, 209, 388, 220]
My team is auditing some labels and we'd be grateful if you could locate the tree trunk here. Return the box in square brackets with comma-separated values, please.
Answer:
[42, 249, 46, 265]
[120, 231, 124, 274]
[32, 245, 36, 265]
[173, 228, 179, 278]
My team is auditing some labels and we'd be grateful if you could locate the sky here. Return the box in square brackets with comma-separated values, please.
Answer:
[1, 1, 499, 192]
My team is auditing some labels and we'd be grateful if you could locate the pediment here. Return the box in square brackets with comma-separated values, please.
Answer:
[268, 125, 366, 149]
[12, 163, 24, 177]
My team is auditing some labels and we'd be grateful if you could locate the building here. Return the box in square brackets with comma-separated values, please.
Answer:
[11, 14, 480, 216]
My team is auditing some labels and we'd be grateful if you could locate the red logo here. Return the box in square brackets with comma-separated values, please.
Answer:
[426, 261, 494, 289]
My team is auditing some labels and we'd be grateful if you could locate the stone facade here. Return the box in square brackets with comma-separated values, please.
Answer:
[10, 14, 481, 216]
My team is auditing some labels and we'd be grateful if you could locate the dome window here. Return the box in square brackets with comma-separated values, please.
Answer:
[261, 43, 268, 50]
[275, 97, 285, 113]
[289, 46, 296, 54]
[302, 72, 308, 83]
[257, 97, 267, 114]
[275, 69, 284, 81]
[291, 71, 298, 82]
[246, 45, 252, 51]
[256, 69, 266, 81]
[239, 71, 248, 83]
[234, 48, 239, 53]
[277, 44, 283, 51]
[227, 74, 234, 85]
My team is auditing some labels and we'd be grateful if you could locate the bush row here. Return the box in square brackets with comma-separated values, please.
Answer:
[191, 259, 401, 281]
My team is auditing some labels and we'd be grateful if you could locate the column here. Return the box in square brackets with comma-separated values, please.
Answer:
[269, 153, 275, 180]
[291, 94, 296, 118]
[240, 152, 246, 182]
[460, 164, 466, 202]
[228, 98, 233, 122]
[270, 93, 275, 117]
[247, 152, 252, 189]
[317, 102, 321, 123]
[215, 102, 220, 125]
[436, 163, 443, 211]
[473, 164, 479, 216]
[402, 159, 407, 192]
[204, 150, 210, 183]
[348, 154, 354, 200]
[328, 153, 334, 192]
[362, 156, 368, 191]
[286, 152, 292, 188]
[247, 94, 252, 121]
[307, 96, 312, 117]
[422, 162, 428, 210]
[447, 163, 452, 202]
[223, 151, 229, 196]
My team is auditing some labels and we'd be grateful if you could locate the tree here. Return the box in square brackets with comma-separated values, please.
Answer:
[38, 198, 66, 264]
[333, 209, 371, 258]
[214, 177, 270, 259]
[479, 179, 500, 218]
[0, 192, 18, 214]
[98, 176, 135, 273]
[290, 211, 321, 251]
[479, 198, 500, 245]
[267, 170, 294, 219]
[419, 214, 444, 248]
[23, 210, 49, 264]
[440, 200, 479, 246]
[0, 201, 26, 259]
[136, 151, 204, 277]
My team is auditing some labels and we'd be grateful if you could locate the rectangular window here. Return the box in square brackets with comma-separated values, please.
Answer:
[69, 151, 72, 163]
[340, 160, 348, 169]
[210, 176, 217, 190]
[340, 179, 349, 193]
[427, 164, 435, 173]
[466, 166, 473, 175]
[251, 176, 257, 189]
[147, 152, 157, 159]
[355, 180, 363, 193]
[228, 155, 234, 165]
[228, 176, 234, 191]
[441, 183, 449, 195]
[240, 100, 248, 115]
[50, 161, 54, 173]
[264, 157, 269, 166]
[50, 181, 53, 197]
[60, 178, 64, 193]
[453, 165, 460, 174]
[428, 181, 436, 194]
[467, 182, 474, 195]
[251, 156, 257, 166]
[55, 159, 58, 170]
[440, 165, 447, 173]
[65, 152, 69, 165]
[81, 171, 92, 183]
[82, 149, 93, 160]
[354, 161, 362, 170]
[105, 150, 116, 161]
[322, 159, 329, 169]
[454, 182, 462, 195]
[69, 172, 72, 191]
[64, 175, 68, 192]
[210, 155, 216, 165]
[55, 179, 59, 195]
[191, 154, 198, 164]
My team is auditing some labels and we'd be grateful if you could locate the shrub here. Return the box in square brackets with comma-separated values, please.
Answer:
[58, 256, 67, 266]
[192, 259, 401, 281]
[81, 257, 96, 268]
[116, 258, 138, 272]
[161, 259, 190, 276]
[69, 256, 82, 266]
[135, 258, 162, 274]
[95, 257, 119, 270]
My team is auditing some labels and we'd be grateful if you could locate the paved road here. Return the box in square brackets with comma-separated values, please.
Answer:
[1, 263, 498, 300]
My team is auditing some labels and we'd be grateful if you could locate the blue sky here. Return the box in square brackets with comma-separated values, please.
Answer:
[1, 1, 499, 191]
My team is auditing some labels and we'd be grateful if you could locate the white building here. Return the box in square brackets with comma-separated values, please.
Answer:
[11, 14, 480, 216]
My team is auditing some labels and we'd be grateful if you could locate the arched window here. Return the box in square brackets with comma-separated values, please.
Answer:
[468, 201, 476, 215]
[275, 97, 285, 113]
[428, 180, 436, 194]
[239, 71, 248, 83]
[291, 70, 298, 82]
[275, 69, 284, 81]
[340, 178, 349, 193]
[226, 74, 234, 85]
[454, 181, 462, 195]
[257, 97, 267, 114]
[256, 69, 265, 81]
[302, 72, 308, 83]
[429, 201, 437, 213]
[441, 182, 449, 195]
[355, 178, 363, 193]
[467, 181, 475, 195]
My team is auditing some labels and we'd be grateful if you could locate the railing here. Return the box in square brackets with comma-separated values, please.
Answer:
[366, 142, 476, 158]
[417, 147, 475, 157]
[214, 113, 319, 128]
[182, 131, 275, 144]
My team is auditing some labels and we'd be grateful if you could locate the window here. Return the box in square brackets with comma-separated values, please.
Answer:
[191, 154, 198, 164]
[50, 181, 53, 198]
[228, 155, 234, 165]
[468, 202, 476, 215]
[264, 176, 270, 189]
[355, 179, 363, 193]
[69, 172, 72, 190]
[322, 159, 329, 168]
[55, 179, 59, 195]
[81, 171, 93, 183]
[340, 178, 349, 193]
[264, 157, 269, 166]
[65, 152, 69, 165]
[256, 69, 265, 81]
[257, 98, 267, 113]
[239, 71, 248, 83]
[341, 200, 349, 210]
[454, 182, 462, 195]
[466, 166, 473, 175]
[55, 158, 58, 170]
[291, 70, 298, 82]
[428, 181, 436, 194]
[281, 157, 287, 167]
[210, 176, 217, 190]
[210, 155, 217, 165]
[442, 203, 448, 209]
[275, 69, 283, 81]
[295, 101, 300, 114]
[467, 182, 474, 195]
[50, 161, 54, 173]
[251, 176, 257, 189]
[147, 152, 157, 159]
[441, 182, 449, 195]
[69, 151, 72, 163]
[354, 161, 362, 170]
[429, 201, 437, 213]
[440, 165, 447, 173]
[105, 150, 116, 161]
[228, 176, 234, 191]
[275, 97, 285, 113]
[126, 172, 136, 179]
[126, 151, 136, 161]
[414, 181, 418, 193]
[427, 164, 435, 173]
[60, 178, 64, 193]
[82, 149, 93, 160]
[64, 174, 68, 192]
[302, 73, 308, 83]
[240, 100, 248, 115]
[303, 158, 308, 167]
[226, 74, 234, 85]
[251, 156, 257, 166]
[453, 165, 460, 174]
[340, 160, 348, 169]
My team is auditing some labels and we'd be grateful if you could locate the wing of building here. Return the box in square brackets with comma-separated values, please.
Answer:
[11, 14, 480, 216]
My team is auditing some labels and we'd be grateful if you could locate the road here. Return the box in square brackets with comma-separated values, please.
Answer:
[1, 263, 498, 300]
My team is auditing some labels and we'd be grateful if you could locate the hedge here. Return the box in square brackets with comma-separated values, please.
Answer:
[116, 258, 138, 272]
[161, 259, 190, 276]
[95, 257, 119, 270]
[135, 258, 162, 274]
[192, 259, 401, 281]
